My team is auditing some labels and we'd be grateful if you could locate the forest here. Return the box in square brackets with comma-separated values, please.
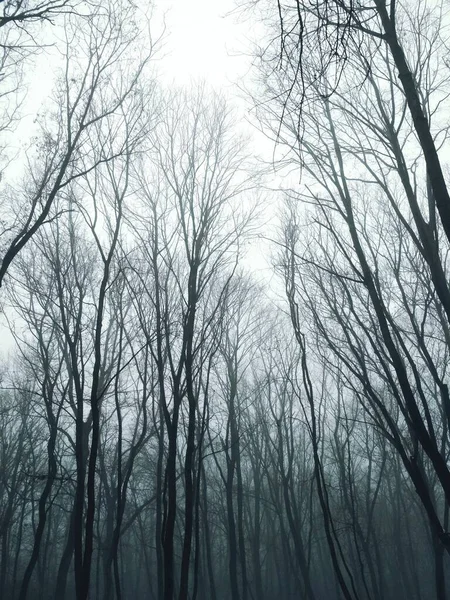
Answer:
[0, 0, 449, 599]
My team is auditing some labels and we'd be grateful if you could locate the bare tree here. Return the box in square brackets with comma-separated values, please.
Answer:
[0, 0, 156, 289]
[127, 87, 256, 600]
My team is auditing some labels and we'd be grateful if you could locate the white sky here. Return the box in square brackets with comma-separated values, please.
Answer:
[157, 0, 278, 286]
[161, 0, 252, 87]
[11, 1, 259, 158]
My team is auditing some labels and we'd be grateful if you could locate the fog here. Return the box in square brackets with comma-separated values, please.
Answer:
[0, 1, 449, 600]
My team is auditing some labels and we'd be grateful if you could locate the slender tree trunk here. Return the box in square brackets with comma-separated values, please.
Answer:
[163, 421, 178, 600]
[226, 451, 241, 600]
[235, 440, 248, 600]
[156, 402, 165, 600]
[201, 465, 217, 600]
[18, 422, 57, 600]
[179, 398, 196, 600]
[54, 504, 76, 600]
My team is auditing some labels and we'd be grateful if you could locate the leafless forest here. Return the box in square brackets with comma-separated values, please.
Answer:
[0, 1, 450, 599]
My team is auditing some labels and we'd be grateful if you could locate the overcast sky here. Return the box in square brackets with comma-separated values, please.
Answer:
[162, 0, 251, 87]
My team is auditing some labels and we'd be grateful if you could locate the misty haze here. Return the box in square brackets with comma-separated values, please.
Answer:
[0, 1, 449, 599]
